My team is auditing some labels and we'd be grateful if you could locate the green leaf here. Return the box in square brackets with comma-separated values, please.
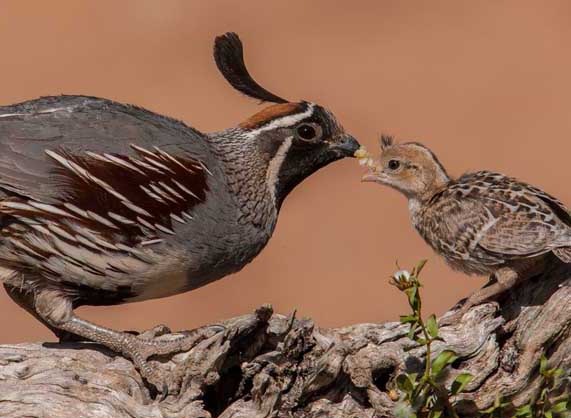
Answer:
[406, 287, 419, 311]
[408, 373, 419, 383]
[545, 411, 553, 418]
[407, 323, 418, 340]
[514, 404, 532, 417]
[540, 354, 548, 374]
[396, 373, 415, 394]
[550, 400, 569, 413]
[426, 314, 439, 338]
[431, 350, 458, 376]
[450, 372, 473, 395]
[429, 410, 442, 418]
[415, 259, 428, 277]
[400, 315, 418, 324]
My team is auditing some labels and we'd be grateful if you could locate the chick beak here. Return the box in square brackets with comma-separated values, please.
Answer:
[361, 171, 383, 183]
[330, 134, 360, 157]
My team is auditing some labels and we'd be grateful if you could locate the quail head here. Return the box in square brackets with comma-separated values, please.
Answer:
[0, 32, 360, 393]
[362, 137, 571, 323]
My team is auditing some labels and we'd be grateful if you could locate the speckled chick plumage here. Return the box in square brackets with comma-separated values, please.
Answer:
[363, 137, 571, 315]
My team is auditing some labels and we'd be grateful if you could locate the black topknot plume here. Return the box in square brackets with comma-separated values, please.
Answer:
[214, 32, 289, 104]
[380, 135, 394, 151]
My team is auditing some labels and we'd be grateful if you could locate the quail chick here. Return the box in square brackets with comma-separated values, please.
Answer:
[362, 136, 570, 323]
[0, 33, 360, 393]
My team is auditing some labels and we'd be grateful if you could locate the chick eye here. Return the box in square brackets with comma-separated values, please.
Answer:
[295, 123, 322, 141]
[388, 159, 401, 170]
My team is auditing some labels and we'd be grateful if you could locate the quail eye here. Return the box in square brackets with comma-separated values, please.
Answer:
[295, 123, 322, 141]
[388, 159, 401, 170]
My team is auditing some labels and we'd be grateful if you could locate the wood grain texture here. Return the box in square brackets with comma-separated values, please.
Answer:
[1, 262, 570, 418]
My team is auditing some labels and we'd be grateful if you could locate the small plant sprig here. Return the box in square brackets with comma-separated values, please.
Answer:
[390, 260, 472, 418]
[390, 260, 570, 418]
[511, 355, 569, 418]
[479, 356, 570, 418]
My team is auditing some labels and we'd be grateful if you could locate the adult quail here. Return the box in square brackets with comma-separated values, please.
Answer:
[362, 137, 570, 323]
[0, 32, 360, 391]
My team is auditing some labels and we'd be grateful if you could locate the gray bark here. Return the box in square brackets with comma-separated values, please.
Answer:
[0, 262, 570, 418]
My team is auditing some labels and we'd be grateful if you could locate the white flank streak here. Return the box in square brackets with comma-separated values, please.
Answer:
[115, 243, 150, 261]
[28, 201, 78, 219]
[75, 235, 103, 252]
[0, 106, 76, 118]
[155, 223, 175, 235]
[11, 239, 44, 259]
[103, 153, 145, 174]
[136, 216, 156, 230]
[170, 213, 186, 224]
[107, 212, 136, 225]
[181, 211, 194, 221]
[198, 161, 213, 176]
[121, 200, 152, 217]
[26, 234, 59, 255]
[30, 224, 51, 236]
[12, 215, 41, 225]
[130, 144, 156, 157]
[173, 180, 200, 199]
[149, 183, 176, 203]
[244, 104, 315, 139]
[132, 158, 162, 173]
[46, 223, 77, 242]
[140, 185, 167, 204]
[154, 147, 193, 171]
[37, 107, 76, 114]
[159, 182, 184, 200]
[63, 203, 90, 219]
[72, 224, 111, 248]
[84, 151, 109, 163]
[91, 237, 119, 251]
[86, 210, 118, 229]
[141, 238, 164, 246]
[266, 136, 293, 203]
[100, 152, 146, 175]
[1, 201, 34, 211]
[144, 156, 174, 173]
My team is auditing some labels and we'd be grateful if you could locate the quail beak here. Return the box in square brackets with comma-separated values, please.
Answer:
[330, 134, 360, 157]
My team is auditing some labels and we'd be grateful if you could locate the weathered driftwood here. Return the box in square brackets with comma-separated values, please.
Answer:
[0, 260, 570, 418]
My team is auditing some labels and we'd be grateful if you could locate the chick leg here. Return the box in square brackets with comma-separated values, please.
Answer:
[440, 266, 521, 326]
[18, 286, 221, 395]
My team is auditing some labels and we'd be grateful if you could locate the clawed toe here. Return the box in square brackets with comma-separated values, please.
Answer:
[119, 325, 225, 397]
[137, 324, 172, 339]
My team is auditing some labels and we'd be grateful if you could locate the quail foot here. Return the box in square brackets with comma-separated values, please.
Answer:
[0, 32, 360, 394]
[362, 136, 570, 325]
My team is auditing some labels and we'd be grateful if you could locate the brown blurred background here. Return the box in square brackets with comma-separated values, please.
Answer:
[1, 0, 571, 342]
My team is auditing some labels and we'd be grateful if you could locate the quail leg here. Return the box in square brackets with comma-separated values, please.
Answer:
[3, 284, 79, 342]
[13, 285, 222, 396]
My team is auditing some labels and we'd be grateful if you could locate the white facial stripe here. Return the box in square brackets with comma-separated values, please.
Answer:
[244, 103, 315, 139]
[266, 136, 294, 204]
